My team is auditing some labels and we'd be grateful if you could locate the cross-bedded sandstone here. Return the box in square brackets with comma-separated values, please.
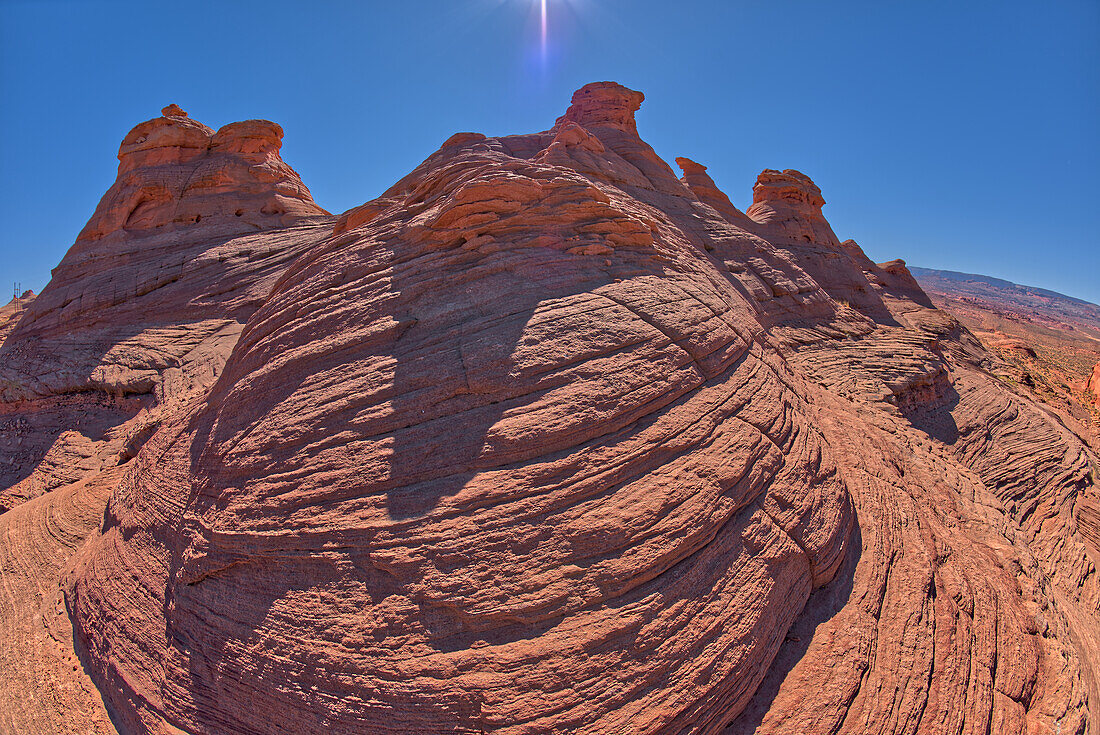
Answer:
[0, 82, 1095, 734]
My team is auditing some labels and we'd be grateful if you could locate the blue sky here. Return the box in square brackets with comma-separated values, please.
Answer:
[2, 0, 1097, 302]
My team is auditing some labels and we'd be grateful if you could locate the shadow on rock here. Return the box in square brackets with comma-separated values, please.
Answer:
[726, 518, 863, 733]
[902, 383, 961, 444]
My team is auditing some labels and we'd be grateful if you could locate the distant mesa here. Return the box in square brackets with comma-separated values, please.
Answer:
[912, 264, 1100, 440]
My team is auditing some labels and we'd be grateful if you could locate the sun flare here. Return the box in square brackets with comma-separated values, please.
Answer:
[541, 0, 548, 60]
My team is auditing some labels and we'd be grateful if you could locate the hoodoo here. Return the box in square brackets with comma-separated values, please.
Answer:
[0, 106, 331, 510]
[0, 83, 1095, 734]
[78, 103, 326, 242]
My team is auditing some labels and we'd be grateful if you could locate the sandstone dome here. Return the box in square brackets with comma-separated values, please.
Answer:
[1, 83, 1095, 734]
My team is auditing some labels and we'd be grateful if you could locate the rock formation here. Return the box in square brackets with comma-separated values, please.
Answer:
[0, 289, 35, 342]
[78, 104, 326, 242]
[1090, 361, 1100, 406]
[1, 104, 329, 401]
[0, 105, 332, 512]
[1, 83, 1096, 734]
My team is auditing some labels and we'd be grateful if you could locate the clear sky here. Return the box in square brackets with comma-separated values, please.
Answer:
[2, 0, 1097, 303]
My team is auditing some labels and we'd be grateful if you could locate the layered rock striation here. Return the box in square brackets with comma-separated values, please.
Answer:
[68, 82, 857, 735]
[0, 83, 1096, 734]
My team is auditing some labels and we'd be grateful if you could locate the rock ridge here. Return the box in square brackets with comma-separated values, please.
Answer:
[0, 105, 335, 510]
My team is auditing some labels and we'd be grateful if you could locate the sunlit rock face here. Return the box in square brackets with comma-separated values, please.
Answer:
[79, 104, 326, 242]
[1090, 361, 1100, 406]
[0, 289, 35, 342]
[54, 83, 1097, 734]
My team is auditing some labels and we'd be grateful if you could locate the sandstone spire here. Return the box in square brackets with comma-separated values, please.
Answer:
[555, 81, 645, 134]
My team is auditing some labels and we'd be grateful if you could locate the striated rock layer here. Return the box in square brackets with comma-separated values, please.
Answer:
[910, 266, 1100, 447]
[0, 83, 1096, 733]
[0, 465, 119, 734]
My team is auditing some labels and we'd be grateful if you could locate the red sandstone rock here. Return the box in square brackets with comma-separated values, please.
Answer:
[676, 157, 757, 230]
[78, 104, 327, 242]
[1090, 361, 1100, 406]
[0, 83, 1096, 735]
[0, 105, 331, 403]
[0, 465, 119, 734]
[0, 289, 34, 342]
[556, 81, 646, 134]
[0, 107, 333, 512]
[745, 170, 896, 318]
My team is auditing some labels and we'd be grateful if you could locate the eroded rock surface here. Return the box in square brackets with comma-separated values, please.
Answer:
[910, 266, 1100, 448]
[0, 465, 119, 734]
[1090, 361, 1100, 406]
[0, 290, 35, 342]
[1, 82, 1096, 734]
[78, 104, 326, 243]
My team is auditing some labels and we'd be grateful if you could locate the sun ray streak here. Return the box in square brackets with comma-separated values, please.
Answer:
[541, 0, 548, 62]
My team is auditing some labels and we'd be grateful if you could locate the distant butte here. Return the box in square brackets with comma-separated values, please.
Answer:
[0, 82, 1096, 734]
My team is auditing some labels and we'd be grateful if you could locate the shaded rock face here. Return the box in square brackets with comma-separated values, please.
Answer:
[0, 81, 1094, 734]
